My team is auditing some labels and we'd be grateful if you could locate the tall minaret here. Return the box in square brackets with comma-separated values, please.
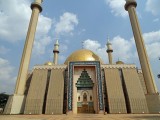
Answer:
[106, 37, 113, 64]
[125, 0, 157, 94]
[14, 0, 43, 95]
[53, 39, 59, 64]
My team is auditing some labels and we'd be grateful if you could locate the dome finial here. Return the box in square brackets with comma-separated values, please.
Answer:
[82, 41, 84, 49]
[107, 35, 111, 45]
[56, 39, 59, 45]
[107, 35, 110, 42]
[55, 34, 59, 45]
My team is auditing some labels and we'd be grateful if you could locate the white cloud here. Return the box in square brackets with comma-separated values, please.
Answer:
[105, 0, 127, 18]
[111, 36, 135, 62]
[82, 30, 160, 64]
[55, 12, 78, 35]
[36, 15, 52, 39]
[146, 0, 160, 15]
[33, 36, 52, 56]
[153, 18, 159, 22]
[59, 54, 66, 63]
[143, 30, 160, 59]
[83, 39, 101, 50]
[0, 0, 53, 57]
[83, 37, 135, 64]
[0, 46, 10, 54]
[0, 0, 31, 42]
[0, 0, 52, 42]
[0, 58, 16, 94]
[59, 43, 68, 53]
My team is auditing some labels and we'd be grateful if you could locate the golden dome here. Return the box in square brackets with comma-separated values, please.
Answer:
[44, 61, 53, 65]
[116, 60, 124, 64]
[64, 49, 103, 64]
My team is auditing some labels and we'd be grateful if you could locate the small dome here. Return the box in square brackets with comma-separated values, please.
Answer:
[44, 61, 53, 66]
[64, 49, 103, 64]
[116, 60, 124, 64]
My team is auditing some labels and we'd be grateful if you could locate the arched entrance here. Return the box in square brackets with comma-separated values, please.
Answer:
[76, 69, 94, 113]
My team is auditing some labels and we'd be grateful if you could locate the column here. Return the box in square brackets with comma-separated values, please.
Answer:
[125, 0, 157, 94]
[14, 0, 43, 95]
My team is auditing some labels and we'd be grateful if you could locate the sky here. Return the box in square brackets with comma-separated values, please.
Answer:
[0, 0, 160, 94]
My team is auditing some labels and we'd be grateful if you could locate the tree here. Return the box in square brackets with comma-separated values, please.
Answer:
[0, 93, 9, 109]
[158, 57, 160, 79]
[158, 74, 160, 79]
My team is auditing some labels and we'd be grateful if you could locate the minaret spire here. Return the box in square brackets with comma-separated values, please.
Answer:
[106, 36, 113, 64]
[53, 39, 59, 64]
[4, 0, 43, 114]
[125, 0, 157, 94]
[15, 0, 43, 95]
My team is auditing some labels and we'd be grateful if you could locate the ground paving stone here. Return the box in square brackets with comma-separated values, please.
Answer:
[0, 114, 160, 120]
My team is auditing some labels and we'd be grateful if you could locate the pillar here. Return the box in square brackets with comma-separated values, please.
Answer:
[125, 0, 157, 94]
[14, 0, 43, 95]
[106, 40, 113, 64]
[53, 40, 59, 64]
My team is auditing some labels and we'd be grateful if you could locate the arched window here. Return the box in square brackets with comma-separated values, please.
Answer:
[83, 93, 87, 102]
[78, 96, 80, 101]
[90, 96, 92, 101]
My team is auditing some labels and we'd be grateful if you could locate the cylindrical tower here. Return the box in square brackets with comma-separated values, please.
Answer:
[14, 0, 43, 95]
[53, 39, 59, 64]
[106, 39, 113, 64]
[125, 0, 157, 94]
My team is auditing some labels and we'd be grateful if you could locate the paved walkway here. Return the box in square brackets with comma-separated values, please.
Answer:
[0, 114, 160, 120]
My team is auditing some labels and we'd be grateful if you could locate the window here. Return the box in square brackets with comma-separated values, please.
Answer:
[83, 93, 87, 102]
[90, 96, 92, 101]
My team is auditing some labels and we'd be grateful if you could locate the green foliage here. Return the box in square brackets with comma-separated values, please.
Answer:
[0, 93, 9, 109]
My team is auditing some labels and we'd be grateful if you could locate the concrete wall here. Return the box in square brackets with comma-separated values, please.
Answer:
[45, 69, 65, 114]
[122, 68, 148, 113]
[104, 68, 127, 113]
[137, 70, 147, 94]
[24, 69, 48, 114]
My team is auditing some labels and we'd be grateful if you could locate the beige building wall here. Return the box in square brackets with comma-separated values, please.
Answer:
[104, 68, 127, 113]
[24, 69, 48, 114]
[3, 95, 13, 114]
[137, 70, 147, 94]
[45, 69, 65, 114]
[3, 95, 25, 114]
[122, 68, 148, 113]
[146, 94, 160, 113]
[73, 66, 98, 114]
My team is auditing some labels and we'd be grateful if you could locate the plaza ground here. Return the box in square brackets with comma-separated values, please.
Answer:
[0, 114, 160, 120]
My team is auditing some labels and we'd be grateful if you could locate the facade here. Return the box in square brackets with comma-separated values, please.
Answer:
[4, 49, 160, 114]
[3, 0, 160, 115]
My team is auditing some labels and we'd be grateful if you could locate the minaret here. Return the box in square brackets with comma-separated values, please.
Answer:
[106, 38, 113, 64]
[14, 0, 43, 95]
[125, 0, 157, 94]
[53, 39, 59, 64]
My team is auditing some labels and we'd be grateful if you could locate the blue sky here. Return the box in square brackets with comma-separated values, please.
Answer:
[0, 0, 160, 94]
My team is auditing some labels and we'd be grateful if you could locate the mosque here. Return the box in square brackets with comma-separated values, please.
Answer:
[3, 0, 160, 115]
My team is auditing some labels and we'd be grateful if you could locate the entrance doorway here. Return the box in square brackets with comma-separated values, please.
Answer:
[76, 69, 94, 114]
[77, 103, 94, 113]
[77, 92, 94, 113]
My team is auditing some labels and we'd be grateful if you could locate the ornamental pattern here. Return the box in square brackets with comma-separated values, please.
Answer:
[67, 61, 104, 110]
[76, 69, 94, 88]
